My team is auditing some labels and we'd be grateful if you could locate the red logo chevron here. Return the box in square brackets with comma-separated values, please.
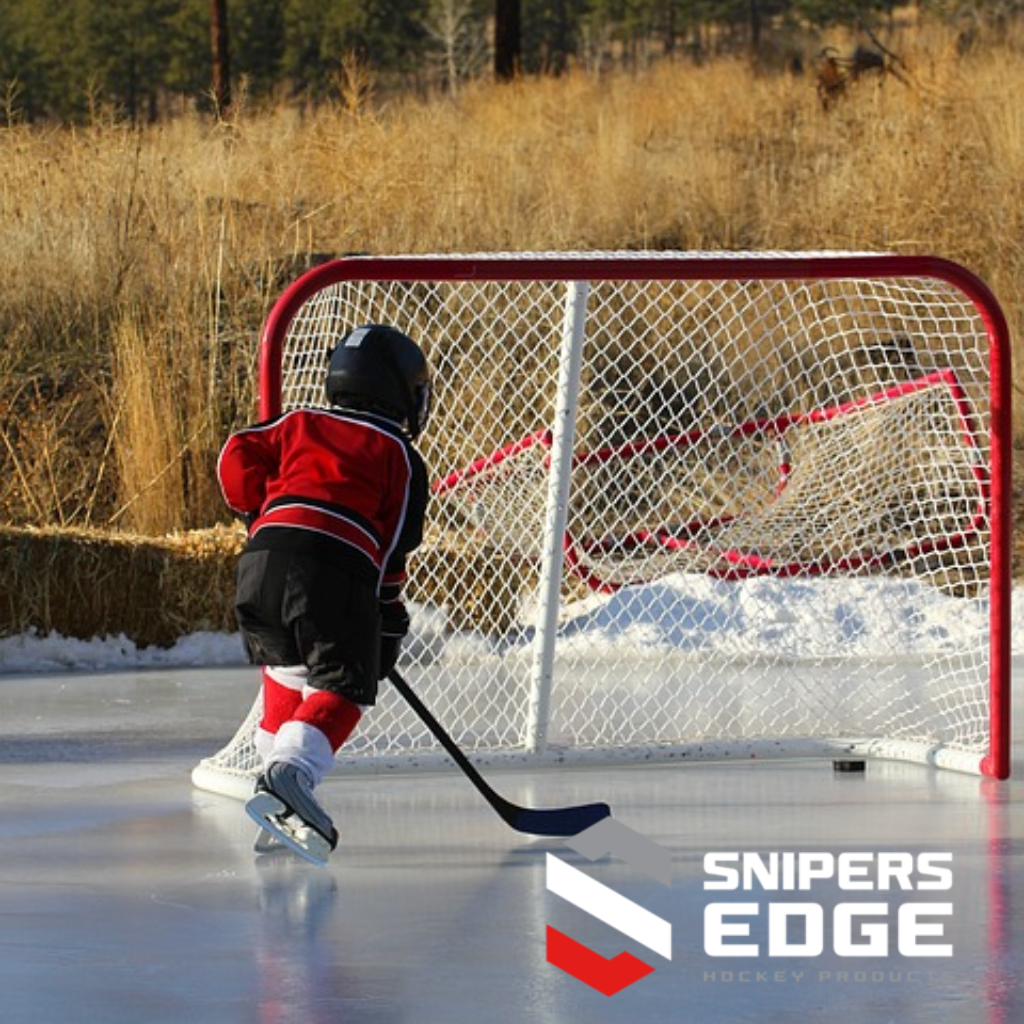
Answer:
[546, 926, 655, 996]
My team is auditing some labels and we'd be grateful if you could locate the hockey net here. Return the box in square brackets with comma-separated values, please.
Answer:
[192, 252, 1011, 798]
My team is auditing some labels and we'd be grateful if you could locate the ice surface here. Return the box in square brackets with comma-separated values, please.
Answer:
[0, 660, 1021, 1024]
[0, 581, 1021, 1023]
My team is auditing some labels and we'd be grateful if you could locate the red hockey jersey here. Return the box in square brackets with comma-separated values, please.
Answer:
[217, 407, 428, 592]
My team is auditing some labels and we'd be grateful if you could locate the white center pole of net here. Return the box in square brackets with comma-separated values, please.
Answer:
[526, 280, 590, 754]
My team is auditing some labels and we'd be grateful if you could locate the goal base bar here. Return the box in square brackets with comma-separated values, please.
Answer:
[191, 735, 991, 802]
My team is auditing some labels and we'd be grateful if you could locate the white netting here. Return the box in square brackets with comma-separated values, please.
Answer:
[192, 252, 1007, 796]
[437, 370, 985, 588]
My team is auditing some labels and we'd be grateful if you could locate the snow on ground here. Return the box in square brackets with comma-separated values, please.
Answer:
[0, 629, 247, 673]
[1, 576, 1020, 674]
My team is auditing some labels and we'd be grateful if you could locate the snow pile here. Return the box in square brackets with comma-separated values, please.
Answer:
[0, 577, 1019, 674]
[555, 574, 1001, 659]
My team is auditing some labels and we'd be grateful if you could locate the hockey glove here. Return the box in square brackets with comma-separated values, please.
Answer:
[379, 605, 410, 680]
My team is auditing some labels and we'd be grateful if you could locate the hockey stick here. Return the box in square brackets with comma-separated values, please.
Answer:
[388, 668, 612, 837]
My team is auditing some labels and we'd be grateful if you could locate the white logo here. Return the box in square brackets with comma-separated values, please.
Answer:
[345, 327, 371, 348]
[703, 852, 954, 958]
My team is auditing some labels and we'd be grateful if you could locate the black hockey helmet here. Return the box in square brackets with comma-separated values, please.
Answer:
[326, 324, 432, 438]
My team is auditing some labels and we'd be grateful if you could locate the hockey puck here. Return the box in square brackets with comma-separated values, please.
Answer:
[833, 759, 866, 773]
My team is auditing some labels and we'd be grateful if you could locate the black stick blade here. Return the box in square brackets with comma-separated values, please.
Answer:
[388, 669, 614, 838]
[502, 800, 612, 838]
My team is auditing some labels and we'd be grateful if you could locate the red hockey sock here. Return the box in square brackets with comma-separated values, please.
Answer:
[292, 691, 363, 753]
[259, 666, 305, 736]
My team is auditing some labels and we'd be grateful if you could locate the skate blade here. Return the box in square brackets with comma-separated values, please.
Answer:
[246, 791, 332, 867]
[253, 827, 288, 855]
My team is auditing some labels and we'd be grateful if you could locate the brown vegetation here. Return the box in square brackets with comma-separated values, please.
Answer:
[0, 523, 537, 642]
[814, 44, 911, 109]
[0, 524, 244, 646]
[1, 18, 1022, 643]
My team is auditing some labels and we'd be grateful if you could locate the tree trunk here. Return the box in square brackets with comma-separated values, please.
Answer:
[749, 0, 762, 54]
[210, 0, 231, 112]
[494, 0, 520, 80]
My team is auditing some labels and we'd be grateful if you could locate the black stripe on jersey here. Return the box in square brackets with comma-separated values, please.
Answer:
[264, 493, 383, 546]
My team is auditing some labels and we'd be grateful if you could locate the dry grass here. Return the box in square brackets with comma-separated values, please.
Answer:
[0, 521, 540, 640]
[0, 19, 1022, 641]
[0, 523, 244, 646]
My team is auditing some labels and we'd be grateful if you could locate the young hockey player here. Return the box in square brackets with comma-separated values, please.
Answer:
[217, 324, 431, 864]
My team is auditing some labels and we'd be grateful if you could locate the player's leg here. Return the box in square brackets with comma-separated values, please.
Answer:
[248, 691, 363, 863]
[233, 547, 307, 766]
[255, 665, 306, 764]
[247, 558, 377, 861]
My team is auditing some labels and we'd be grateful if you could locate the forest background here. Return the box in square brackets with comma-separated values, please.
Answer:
[0, 0, 1022, 642]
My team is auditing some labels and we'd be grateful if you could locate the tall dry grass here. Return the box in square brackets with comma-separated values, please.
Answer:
[0, 19, 1021, 536]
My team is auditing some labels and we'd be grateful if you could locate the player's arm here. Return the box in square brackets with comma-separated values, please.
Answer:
[217, 426, 279, 520]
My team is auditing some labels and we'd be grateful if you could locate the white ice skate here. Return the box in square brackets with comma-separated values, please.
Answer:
[246, 762, 339, 867]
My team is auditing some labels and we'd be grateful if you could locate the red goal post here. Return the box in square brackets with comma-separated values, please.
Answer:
[192, 251, 1012, 796]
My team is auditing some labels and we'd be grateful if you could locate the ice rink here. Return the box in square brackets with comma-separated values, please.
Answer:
[1, 659, 1022, 1024]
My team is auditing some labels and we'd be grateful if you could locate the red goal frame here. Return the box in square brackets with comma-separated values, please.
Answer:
[253, 252, 1012, 780]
